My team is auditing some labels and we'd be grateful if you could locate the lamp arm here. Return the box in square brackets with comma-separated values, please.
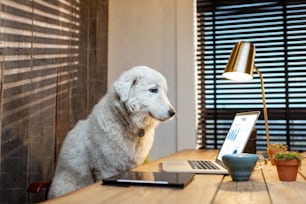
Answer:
[254, 66, 270, 147]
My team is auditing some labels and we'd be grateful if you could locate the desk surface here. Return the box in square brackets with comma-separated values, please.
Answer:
[43, 149, 306, 204]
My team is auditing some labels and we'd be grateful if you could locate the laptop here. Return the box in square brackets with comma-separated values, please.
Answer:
[102, 171, 195, 188]
[162, 111, 260, 174]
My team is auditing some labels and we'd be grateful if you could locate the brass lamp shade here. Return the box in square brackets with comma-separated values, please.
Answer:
[222, 41, 271, 147]
[223, 41, 256, 81]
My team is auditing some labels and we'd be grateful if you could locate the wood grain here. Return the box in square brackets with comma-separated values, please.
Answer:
[0, 1, 108, 203]
[41, 149, 306, 204]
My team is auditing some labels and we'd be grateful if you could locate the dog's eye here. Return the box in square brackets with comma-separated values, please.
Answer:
[149, 88, 158, 93]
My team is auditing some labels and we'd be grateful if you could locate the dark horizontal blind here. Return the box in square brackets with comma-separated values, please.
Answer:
[196, 0, 306, 151]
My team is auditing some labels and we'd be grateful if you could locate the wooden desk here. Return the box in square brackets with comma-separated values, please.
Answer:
[42, 149, 306, 204]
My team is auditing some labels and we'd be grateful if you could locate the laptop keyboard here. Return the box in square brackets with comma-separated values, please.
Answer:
[188, 160, 221, 170]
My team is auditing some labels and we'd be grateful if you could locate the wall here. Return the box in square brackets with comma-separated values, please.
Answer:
[108, 0, 196, 160]
[0, 0, 108, 203]
[0, 0, 194, 203]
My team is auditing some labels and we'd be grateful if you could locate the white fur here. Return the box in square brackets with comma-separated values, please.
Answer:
[48, 66, 176, 198]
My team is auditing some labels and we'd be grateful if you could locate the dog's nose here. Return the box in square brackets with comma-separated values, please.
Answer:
[168, 109, 176, 117]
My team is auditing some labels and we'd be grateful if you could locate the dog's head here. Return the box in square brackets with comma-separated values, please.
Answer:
[113, 66, 176, 125]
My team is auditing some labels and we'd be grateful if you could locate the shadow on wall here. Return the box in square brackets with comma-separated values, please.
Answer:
[0, 0, 108, 203]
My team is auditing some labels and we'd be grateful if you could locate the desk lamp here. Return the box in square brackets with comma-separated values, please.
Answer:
[223, 41, 270, 147]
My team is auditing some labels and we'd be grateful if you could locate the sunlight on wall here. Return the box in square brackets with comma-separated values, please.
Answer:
[0, 0, 81, 202]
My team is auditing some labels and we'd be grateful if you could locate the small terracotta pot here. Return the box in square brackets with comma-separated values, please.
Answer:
[275, 159, 300, 181]
[267, 148, 287, 165]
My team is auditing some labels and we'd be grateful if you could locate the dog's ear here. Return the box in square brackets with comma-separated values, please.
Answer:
[113, 77, 137, 102]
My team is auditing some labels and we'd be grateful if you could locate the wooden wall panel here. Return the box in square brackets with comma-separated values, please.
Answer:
[0, 0, 108, 203]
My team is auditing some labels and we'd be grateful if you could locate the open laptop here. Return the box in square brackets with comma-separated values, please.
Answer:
[162, 111, 260, 174]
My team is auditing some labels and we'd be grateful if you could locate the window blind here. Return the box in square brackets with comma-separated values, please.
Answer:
[196, 0, 306, 151]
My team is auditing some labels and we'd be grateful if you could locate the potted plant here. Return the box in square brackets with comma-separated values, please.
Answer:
[267, 143, 288, 165]
[274, 151, 302, 181]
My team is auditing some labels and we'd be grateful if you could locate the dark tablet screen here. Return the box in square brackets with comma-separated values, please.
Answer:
[102, 171, 194, 188]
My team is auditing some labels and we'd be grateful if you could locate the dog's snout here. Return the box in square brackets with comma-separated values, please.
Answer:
[168, 109, 176, 117]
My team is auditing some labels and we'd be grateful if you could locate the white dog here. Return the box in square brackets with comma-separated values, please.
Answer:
[48, 66, 176, 198]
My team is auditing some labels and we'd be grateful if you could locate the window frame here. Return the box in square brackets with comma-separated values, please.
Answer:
[196, 0, 306, 151]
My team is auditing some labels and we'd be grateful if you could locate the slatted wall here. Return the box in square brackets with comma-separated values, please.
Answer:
[0, 0, 108, 203]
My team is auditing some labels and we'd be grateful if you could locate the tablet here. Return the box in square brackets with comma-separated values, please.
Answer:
[102, 171, 195, 188]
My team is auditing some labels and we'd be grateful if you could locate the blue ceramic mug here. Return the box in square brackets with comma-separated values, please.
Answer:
[222, 153, 265, 181]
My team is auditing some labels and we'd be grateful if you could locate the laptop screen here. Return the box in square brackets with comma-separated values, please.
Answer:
[216, 111, 260, 161]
